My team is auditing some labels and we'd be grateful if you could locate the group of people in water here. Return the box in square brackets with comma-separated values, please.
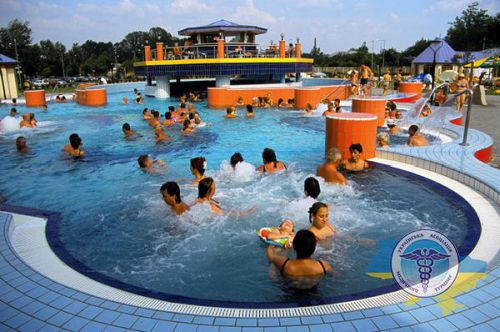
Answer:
[155, 144, 372, 287]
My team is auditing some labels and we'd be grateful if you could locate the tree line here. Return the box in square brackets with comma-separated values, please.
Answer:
[0, 2, 498, 80]
[304, 3, 499, 68]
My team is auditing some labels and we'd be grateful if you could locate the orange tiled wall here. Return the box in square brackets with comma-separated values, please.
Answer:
[398, 82, 422, 102]
[351, 98, 386, 126]
[325, 114, 378, 160]
[207, 85, 349, 109]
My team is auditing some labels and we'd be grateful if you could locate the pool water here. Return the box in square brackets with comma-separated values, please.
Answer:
[0, 83, 470, 305]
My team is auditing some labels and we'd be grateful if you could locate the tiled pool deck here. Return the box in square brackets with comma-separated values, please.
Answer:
[1, 112, 499, 331]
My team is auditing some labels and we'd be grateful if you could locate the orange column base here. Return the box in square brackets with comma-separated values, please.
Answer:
[325, 113, 378, 160]
[351, 98, 386, 126]
[75, 88, 107, 106]
[24, 90, 46, 107]
[398, 82, 422, 102]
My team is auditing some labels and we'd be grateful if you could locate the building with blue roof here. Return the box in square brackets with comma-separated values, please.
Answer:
[411, 38, 496, 80]
[0, 53, 18, 100]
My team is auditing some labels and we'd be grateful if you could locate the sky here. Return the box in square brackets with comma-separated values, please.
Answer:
[1, 0, 499, 53]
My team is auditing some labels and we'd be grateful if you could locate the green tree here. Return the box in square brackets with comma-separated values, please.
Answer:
[445, 2, 499, 50]
[400, 38, 430, 66]
[0, 19, 36, 79]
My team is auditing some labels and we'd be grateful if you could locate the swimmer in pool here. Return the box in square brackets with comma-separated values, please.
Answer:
[322, 102, 336, 117]
[304, 177, 321, 199]
[63, 133, 85, 157]
[122, 123, 136, 137]
[41, 104, 48, 112]
[19, 113, 34, 128]
[154, 124, 169, 142]
[16, 136, 31, 153]
[304, 103, 314, 116]
[333, 98, 343, 113]
[224, 106, 237, 118]
[190, 156, 206, 185]
[235, 96, 245, 107]
[122, 96, 128, 104]
[265, 220, 295, 249]
[230, 152, 244, 169]
[386, 119, 401, 134]
[182, 119, 195, 134]
[246, 105, 254, 118]
[266, 230, 332, 288]
[137, 154, 166, 173]
[407, 125, 429, 147]
[377, 132, 390, 149]
[308, 202, 336, 241]
[196, 177, 223, 215]
[341, 143, 369, 172]
[163, 111, 175, 126]
[196, 177, 255, 216]
[149, 110, 161, 127]
[143, 108, 151, 120]
[257, 148, 286, 174]
[160, 181, 190, 215]
[316, 148, 347, 185]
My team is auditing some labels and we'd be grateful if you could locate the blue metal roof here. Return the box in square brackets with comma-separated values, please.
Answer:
[178, 20, 267, 36]
[0, 53, 17, 65]
[412, 39, 460, 64]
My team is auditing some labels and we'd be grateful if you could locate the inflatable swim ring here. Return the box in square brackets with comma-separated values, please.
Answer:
[257, 227, 288, 247]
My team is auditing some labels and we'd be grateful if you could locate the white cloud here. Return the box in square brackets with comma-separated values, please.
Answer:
[425, 0, 472, 13]
[170, 0, 211, 13]
[117, 0, 136, 12]
[229, 0, 276, 24]
[390, 12, 400, 22]
[296, 0, 342, 9]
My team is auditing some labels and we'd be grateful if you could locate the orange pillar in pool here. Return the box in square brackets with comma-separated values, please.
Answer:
[144, 45, 151, 61]
[398, 82, 422, 102]
[25, 90, 46, 107]
[325, 113, 378, 160]
[156, 42, 164, 61]
[295, 42, 301, 58]
[279, 39, 285, 58]
[351, 98, 386, 126]
[217, 39, 225, 58]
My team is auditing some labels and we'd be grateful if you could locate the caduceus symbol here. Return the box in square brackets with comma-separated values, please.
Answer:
[400, 249, 450, 293]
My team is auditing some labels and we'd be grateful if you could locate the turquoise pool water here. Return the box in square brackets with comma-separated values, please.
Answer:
[0, 83, 470, 305]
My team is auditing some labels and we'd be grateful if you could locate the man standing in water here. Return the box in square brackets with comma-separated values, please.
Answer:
[316, 148, 346, 185]
[16, 136, 31, 153]
[360, 64, 374, 96]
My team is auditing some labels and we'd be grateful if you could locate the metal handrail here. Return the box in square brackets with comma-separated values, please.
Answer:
[316, 79, 351, 108]
[426, 82, 473, 146]
[457, 88, 474, 146]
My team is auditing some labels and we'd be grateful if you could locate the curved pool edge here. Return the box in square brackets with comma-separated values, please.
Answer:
[0, 156, 498, 318]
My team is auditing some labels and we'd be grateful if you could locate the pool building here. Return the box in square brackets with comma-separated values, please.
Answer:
[133, 20, 313, 99]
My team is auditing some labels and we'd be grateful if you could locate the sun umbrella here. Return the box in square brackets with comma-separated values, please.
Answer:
[478, 57, 500, 68]
[440, 70, 458, 82]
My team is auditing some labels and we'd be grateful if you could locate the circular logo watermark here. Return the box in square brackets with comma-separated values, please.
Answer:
[391, 229, 459, 298]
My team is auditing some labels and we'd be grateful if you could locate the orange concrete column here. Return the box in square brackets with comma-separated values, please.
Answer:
[325, 113, 378, 160]
[24, 90, 46, 107]
[144, 46, 151, 61]
[295, 43, 301, 58]
[295, 87, 320, 109]
[156, 42, 164, 60]
[351, 98, 386, 126]
[75, 89, 107, 106]
[279, 40, 285, 58]
[398, 82, 422, 101]
[217, 39, 225, 58]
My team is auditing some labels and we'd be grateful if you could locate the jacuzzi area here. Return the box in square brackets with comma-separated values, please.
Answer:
[0, 82, 498, 330]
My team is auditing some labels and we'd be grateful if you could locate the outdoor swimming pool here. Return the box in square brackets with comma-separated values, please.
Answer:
[0, 83, 478, 307]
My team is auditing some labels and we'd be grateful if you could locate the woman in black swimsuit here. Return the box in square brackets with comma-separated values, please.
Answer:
[266, 230, 331, 289]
